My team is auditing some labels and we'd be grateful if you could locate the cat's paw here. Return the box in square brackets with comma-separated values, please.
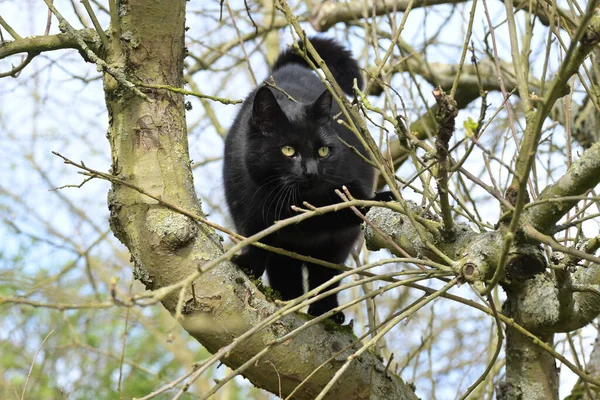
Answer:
[329, 311, 345, 325]
[308, 304, 345, 325]
[372, 190, 395, 202]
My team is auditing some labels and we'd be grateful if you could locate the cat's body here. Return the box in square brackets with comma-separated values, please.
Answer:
[223, 37, 377, 323]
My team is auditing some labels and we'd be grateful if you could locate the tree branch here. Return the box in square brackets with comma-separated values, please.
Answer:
[309, 0, 578, 32]
[433, 87, 458, 239]
[522, 139, 600, 234]
[0, 28, 99, 59]
[0, 52, 37, 78]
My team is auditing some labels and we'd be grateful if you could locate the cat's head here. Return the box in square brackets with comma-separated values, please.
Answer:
[245, 86, 345, 197]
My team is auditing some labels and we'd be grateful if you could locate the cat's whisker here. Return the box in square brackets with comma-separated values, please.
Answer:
[250, 176, 283, 205]
[262, 181, 287, 225]
[271, 183, 290, 221]
[267, 184, 287, 216]
[274, 184, 289, 223]
[284, 186, 295, 219]
[292, 186, 300, 212]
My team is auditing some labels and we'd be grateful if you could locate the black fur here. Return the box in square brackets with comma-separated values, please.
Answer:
[223, 37, 381, 324]
[271, 37, 363, 94]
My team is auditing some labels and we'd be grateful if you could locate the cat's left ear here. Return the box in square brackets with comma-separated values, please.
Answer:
[312, 89, 333, 117]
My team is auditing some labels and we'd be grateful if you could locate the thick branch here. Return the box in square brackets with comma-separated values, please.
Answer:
[522, 140, 600, 234]
[499, 270, 600, 334]
[365, 207, 600, 332]
[365, 204, 474, 269]
[309, 0, 577, 32]
[310, 0, 462, 31]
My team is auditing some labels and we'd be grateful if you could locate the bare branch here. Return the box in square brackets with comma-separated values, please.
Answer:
[309, 0, 578, 32]
[0, 28, 99, 59]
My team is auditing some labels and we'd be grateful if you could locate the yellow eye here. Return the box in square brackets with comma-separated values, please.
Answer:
[281, 145, 295, 157]
[318, 146, 330, 157]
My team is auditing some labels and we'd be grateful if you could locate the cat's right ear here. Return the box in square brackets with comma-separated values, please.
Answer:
[312, 89, 333, 117]
[252, 87, 285, 135]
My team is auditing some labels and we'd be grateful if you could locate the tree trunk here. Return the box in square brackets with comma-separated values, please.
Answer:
[499, 329, 558, 400]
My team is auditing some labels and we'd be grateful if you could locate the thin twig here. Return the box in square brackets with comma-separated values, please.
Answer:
[20, 330, 55, 400]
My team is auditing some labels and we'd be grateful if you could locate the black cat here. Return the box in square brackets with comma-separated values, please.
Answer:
[223, 37, 384, 324]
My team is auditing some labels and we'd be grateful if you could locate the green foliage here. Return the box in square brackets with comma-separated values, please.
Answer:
[0, 247, 235, 398]
[463, 117, 478, 138]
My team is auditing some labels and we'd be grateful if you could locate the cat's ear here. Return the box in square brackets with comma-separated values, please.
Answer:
[252, 86, 286, 134]
[312, 89, 333, 117]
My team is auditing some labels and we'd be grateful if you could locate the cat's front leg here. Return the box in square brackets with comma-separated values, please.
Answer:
[371, 190, 395, 202]
[265, 254, 304, 301]
[306, 261, 345, 324]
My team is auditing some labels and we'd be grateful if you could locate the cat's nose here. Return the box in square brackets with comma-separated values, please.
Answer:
[303, 160, 318, 179]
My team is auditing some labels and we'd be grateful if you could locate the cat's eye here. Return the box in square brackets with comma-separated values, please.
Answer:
[318, 146, 330, 158]
[281, 145, 296, 157]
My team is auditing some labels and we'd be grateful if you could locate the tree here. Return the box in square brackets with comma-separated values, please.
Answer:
[1, 0, 599, 398]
